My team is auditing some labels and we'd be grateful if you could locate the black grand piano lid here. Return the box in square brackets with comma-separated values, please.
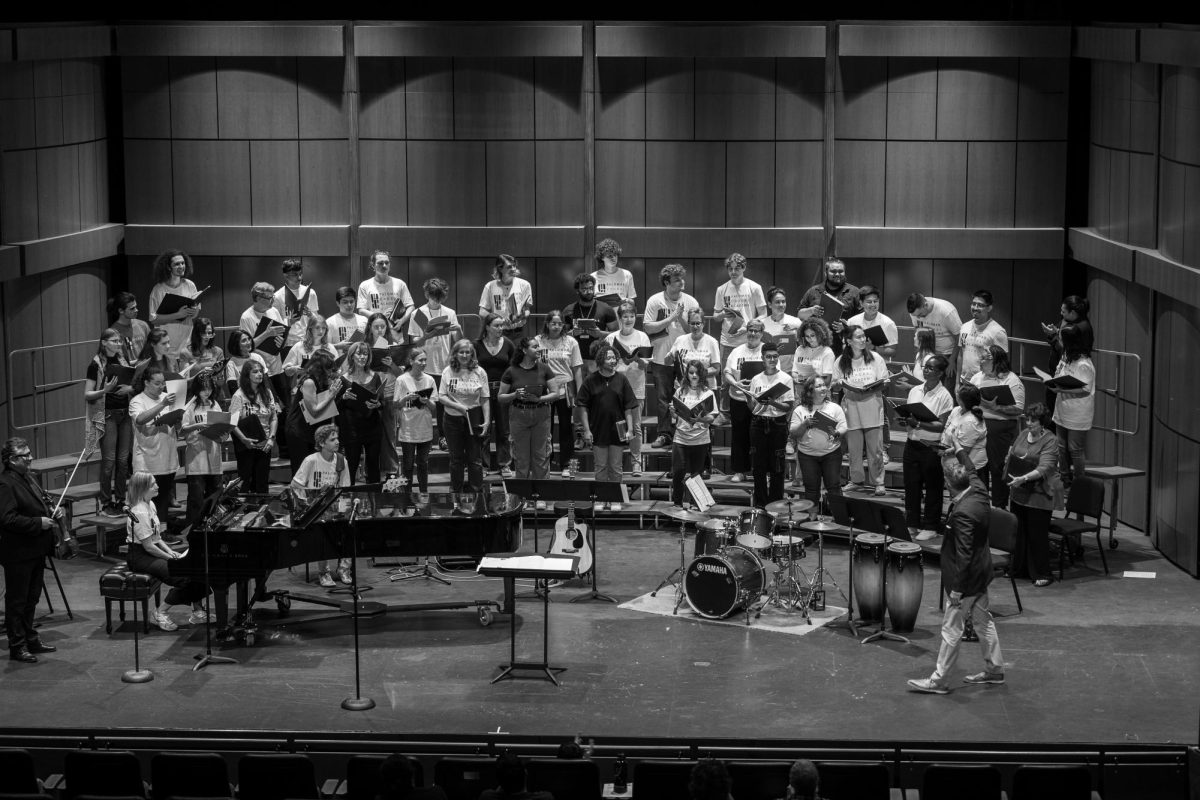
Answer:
[316, 489, 524, 520]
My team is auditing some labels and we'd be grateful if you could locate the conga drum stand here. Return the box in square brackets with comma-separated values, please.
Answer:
[861, 534, 909, 645]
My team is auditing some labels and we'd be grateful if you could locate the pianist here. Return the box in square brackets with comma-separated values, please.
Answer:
[290, 423, 351, 586]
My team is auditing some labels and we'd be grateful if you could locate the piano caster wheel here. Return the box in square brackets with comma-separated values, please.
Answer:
[242, 632, 255, 647]
[478, 607, 493, 627]
[276, 596, 291, 617]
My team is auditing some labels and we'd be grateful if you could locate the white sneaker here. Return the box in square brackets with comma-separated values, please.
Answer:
[152, 611, 178, 631]
[337, 567, 353, 585]
[631, 457, 643, 477]
[562, 467, 573, 479]
[188, 609, 214, 625]
[319, 572, 336, 587]
[914, 529, 939, 541]
[535, 500, 548, 511]
[610, 502, 623, 512]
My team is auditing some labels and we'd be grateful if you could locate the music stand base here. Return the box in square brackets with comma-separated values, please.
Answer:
[121, 669, 153, 683]
[193, 653, 238, 671]
[341, 696, 376, 711]
[492, 663, 567, 686]
[569, 589, 616, 604]
[861, 627, 910, 645]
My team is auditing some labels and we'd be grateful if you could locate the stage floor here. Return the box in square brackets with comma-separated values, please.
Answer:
[3, 516, 1197, 747]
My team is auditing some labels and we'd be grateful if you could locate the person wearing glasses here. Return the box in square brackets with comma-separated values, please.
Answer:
[900, 355, 954, 538]
[957, 289, 1008, 384]
[969, 345, 1025, 508]
[747, 341, 795, 507]
[723, 318, 766, 484]
[0, 437, 61, 662]
[129, 365, 182, 535]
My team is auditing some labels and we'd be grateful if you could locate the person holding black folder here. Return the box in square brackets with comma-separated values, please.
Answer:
[336, 342, 387, 485]
[284, 351, 342, 475]
[564, 272, 619, 373]
[1050, 326, 1096, 488]
[440, 339, 491, 492]
[178, 318, 224, 383]
[759, 287, 803, 374]
[899, 355, 954, 538]
[395, 348, 438, 492]
[499, 337, 560, 481]
[477, 313, 517, 477]
[224, 330, 267, 399]
[229, 359, 279, 493]
[477, 254, 533, 343]
[272, 258, 319, 351]
[796, 257, 862, 356]
[1006, 403, 1061, 587]
[83, 328, 136, 518]
[723, 319, 766, 483]
[148, 250, 201, 358]
[792, 318, 836, 386]
[834, 325, 891, 496]
[747, 341, 795, 508]
[536, 310, 583, 478]
[357, 250, 415, 327]
[591, 237, 637, 307]
[713, 253, 767, 424]
[970, 345, 1025, 508]
[576, 343, 638, 508]
[670, 360, 718, 507]
[240, 282, 290, 455]
[180, 372, 227, 531]
[644, 264, 701, 449]
[606, 302, 652, 476]
[363, 312, 405, 474]
[790, 376, 847, 508]
[129, 365, 182, 529]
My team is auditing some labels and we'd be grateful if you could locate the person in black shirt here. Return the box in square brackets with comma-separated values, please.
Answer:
[499, 338, 561, 480]
[576, 343, 637, 510]
[563, 273, 618, 373]
[475, 313, 517, 476]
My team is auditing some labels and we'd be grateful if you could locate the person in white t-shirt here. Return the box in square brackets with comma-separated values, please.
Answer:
[906, 292, 962, 361]
[644, 264, 701, 448]
[957, 289, 1009, 384]
[272, 258, 320, 350]
[713, 253, 767, 423]
[356, 250, 415, 328]
[478, 254, 534, 341]
[240, 282, 289, 452]
[591, 237, 637, 307]
[291, 423, 351, 586]
[326, 286, 368, 354]
[900, 354, 955, 537]
[148, 250, 200, 358]
[845, 284, 898, 361]
[605, 302, 652, 476]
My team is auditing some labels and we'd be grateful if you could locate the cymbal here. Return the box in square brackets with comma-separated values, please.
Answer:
[765, 498, 815, 515]
[705, 504, 743, 518]
[699, 518, 730, 531]
[660, 506, 708, 523]
[799, 519, 842, 532]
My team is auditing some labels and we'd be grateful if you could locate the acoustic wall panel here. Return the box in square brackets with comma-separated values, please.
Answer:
[358, 57, 407, 139]
[535, 140, 584, 227]
[123, 139, 173, 224]
[885, 57, 937, 141]
[645, 58, 694, 140]
[595, 140, 645, 227]
[595, 57, 645, 140]
[171, 139, 252, 225]
[1185, 164, 1200, 267]
[1106, 148, 1131, 244]
[1011, 260, 1062, 340]
[403, 57, 453, 140]
[0, 96, 36, 150]
[1129, 62, 1160, 155]
[1, 149, 39, 242]
[1158, 158, 1184, 262]
[485, 140, 536, 227]
[35, 146, 80, 239]
[535, 57, 583, 139]
[78, 139, 110, 230]
[408, 257, 454, 309]
[835, 57, 887, 140]
[775, 58, 824, 141]
[121, 56, 171, 138]
[297, 57, 347, 139]
[62, 91, 96, 144]
[726, 142, 775, 228]
[453, 57, 535, 141]
[880, 258, 933, 324]
[1017, 57, 1069, 141]
[885, 140, 967, 227]
[359, 139, 407, 226]
[249, 140, 301, 225]
[1014, 141, 1067, 228]
[1161, 66, 1200, 166]
[216, 57, 299, 140]
[1125, 151, 1157, 248]
[299, 140, 350, 225]
[936, 58, 1018, 141]
[405, 140, 486, 226]
[645, 141, 725, 228]
[695, 58, 775, 141]
[169, 56, 218, 139]
[774, 141, 823, 228]
[966, 141, 1016, 227]
[834, 140, 885, 226]
[34, 90, 64, 148]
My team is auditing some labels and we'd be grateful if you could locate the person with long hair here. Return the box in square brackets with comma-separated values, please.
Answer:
[83, 328, 135, 517]
[224, 329, 266, 398]
[499, 337, 560, 481]
[409, 278, 461, 463]
[178, 317, 223, 378]
[760, 286, 802, 374]
[790, 375, 848, 508]
[536, 309, 583, 477]
[337, 341, 385, 485]
[834, 325, 890, 496]
[108, 291, 152, 363]
[901, 354, 954, 537]
[179, 371, 226, 531]
[475, 312, 516, 476]
[914, 328, 937, 371]
[395, 348, 438, 492]
[129, 365, 182, 530]
[606, 302, 652, 476]
[722, 318, 765, 484]
[283, 350, 342, 475]
[148, 249, 200, 357]
[363, 311, 403, 474]
[792, 317, 836, 385]
[970, 345, 1025, 507]
[282, 315, 337, 391]
[240, 282, 290, 453]
[478, 254, 533, 342]
[134, 327, 179, 395]
[1006, 403, 1061, 587]
[440, 339, 491, 492]
[1051, 325, 1096, 488]
[747, 341, 795, 507]
[670, 359, 718, 507]
[1042, 294, 1093, 366]
[670, 307, 721, 479]
[124, 471, 209, 631]
[940, 384, 988, 475]
[229, 359, 278, 493]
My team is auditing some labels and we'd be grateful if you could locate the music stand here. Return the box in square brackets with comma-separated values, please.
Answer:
[192, 480, 239, 671]
[504, 478, 552, 552]
[573, 480, 623, 604]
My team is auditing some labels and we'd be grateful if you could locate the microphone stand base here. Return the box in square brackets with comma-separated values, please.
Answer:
[122, 669, 154, 684]
[341, 696, 376, 711]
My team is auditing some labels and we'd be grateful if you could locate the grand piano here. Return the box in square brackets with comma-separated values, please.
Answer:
[176, 485, 524, 644]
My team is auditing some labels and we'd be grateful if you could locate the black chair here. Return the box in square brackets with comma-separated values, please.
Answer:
[63, 751, 146, 800]
[344, 754, 425, 800]
[726, 760, 790, 800]
[431, 757, 497, 800]
[922, 764, 1003, 800]
[816, 761, 903, 800]
[1049, 475, 1108, 579]
[0, 748, 41, 796]
[1011, 764, 1100, 800]
[150, 752, 232, 800]
[236, 754, 319, 800]
[527, 758, 602, 800]
[938, 507, 1023, 615]
[631, 760, 695, 800]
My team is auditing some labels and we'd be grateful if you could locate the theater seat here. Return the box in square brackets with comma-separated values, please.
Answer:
[432, 757, 497, 800]
[1011, 764, 1100, 800]
[63, 750, 146, 800]
[816, 761, 905, 800]
[150, 752, 232, 800]
[922, 764, 1004, 800]
[236, 754, 319, 800]
[527, 758, 602, 800]
[726, 760, 791, 800]
[631, 760, 695, 800]
[344, 754, 425, 800]
[0, 747, 41, 796]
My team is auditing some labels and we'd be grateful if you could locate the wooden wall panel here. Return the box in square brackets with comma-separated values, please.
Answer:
[1184, 165, 1200, 267]
[62, 91, 96, 145]
[695, 58, 774, 141]
[35, 145, 80, 238]
[645, 141, 725, 228]
[535, 57, 583, 139]
[535, 140, 584, 226]
[880, 258, 933, 325]
[1074, 26, 1137, 62]
[1126, 152, 1157, 248]
[932, 259, 1015, 332]
[216, 57, 299, 140]
[1011, 260, 1063, 341]
[358, 57, 406, 139]
[355, 25, 580, 59]
[726, 142, 775, 228]
[457, 257, 500, 319]
[359, 140, 407, 226]
[171, 140, 251, 224]
[834, 140, 885, 226]
[119, 25, 343, 58]
[22, 225, 122, 277]
[37, 273, 74, 456]
[936, 58, 1018, 141]
[297, 57, 347, 140]
[535, 256, 588, 313]
[4, 273, 44, 452]
[126, 226, 348, 258]
[595, 140, 645, 227]
[1088, 144, 1109, 234]
[595, 57, 645, 140]
[1157, 159, 1184, 263]
[966, 142, 1015, 227]
[169, 57, 218, 139]
[454, 58, 535, 141]
[1014, 142, 1067, 227]
[121, 57, 170, 139]
[838, 227, 1063, 260]
[1161, 66, 1200, 166]
[886, 57, 937, 140]
[123, 139, 173, 224]
[1129, 63, 1160, 155]
[1069, 227, 1135, 282]
[1017, 58, 1068, 140]
[885, 141, 966, 227]
[33, 93, 63, 148]
[0, 94, 36, 151]
[839, 25, 1068, 59]
[2, 149, 39, 242]
[595, 25, 824, 59]
[408, 257, 454, 309]
[485, 141, 535, 227]
[1106, 148, 1130, 244]
[775, 141, 823, 227]
[405, 141, 486, 226]
[775, 58, 823, 141]
[299, 140, 350, 225]
[645, 58, 694, 141]
[835, 57, 887, 140]
[249, 140, 301, 225]
[600, 228, 822, 260]
[403, 57, 453, 140]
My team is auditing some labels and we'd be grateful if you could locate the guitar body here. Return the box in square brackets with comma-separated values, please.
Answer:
[549, 506, 593, 576]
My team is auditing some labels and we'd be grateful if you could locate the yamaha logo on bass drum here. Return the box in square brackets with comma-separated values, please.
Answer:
[695, 562, 728, 576]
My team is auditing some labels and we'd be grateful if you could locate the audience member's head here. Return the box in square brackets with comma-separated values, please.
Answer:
[688, 758, 732, 800]
[556, 740, 585, 759]
[786, 759, 820, 800]
[495, 752, 528, 794]
[377, 752, 417, 799]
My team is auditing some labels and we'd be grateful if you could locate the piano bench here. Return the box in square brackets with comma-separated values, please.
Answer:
[99, 564, 163, 635]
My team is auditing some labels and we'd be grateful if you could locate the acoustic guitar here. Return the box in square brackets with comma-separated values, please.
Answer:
[549, 500, 593, 576]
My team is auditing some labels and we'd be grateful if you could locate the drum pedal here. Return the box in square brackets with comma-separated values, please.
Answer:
[810, 589, 826, 611]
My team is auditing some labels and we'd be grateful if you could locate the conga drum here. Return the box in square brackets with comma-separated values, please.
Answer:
[885, 541, 924, 633]
[851, 533, 887, 622]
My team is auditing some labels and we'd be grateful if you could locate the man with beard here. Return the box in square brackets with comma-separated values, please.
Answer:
[563, 273, 619, 374]
[797, 258, 862, 355]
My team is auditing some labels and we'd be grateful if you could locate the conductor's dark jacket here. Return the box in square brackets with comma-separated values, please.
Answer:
[939, 476, 992, 597]
[0, 469, 54, 564]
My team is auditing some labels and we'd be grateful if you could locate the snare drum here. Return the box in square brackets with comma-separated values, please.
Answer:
[885, 541, 924, 633]
[695, 518, 732, 557]
[684, 545, 766, 619]
[770, 533, 806, 562]
[851, 532, 887, 622]
[735, 508, 775, 553]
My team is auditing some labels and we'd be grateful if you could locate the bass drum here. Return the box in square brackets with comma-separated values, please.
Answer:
[684, 546, 766, 619]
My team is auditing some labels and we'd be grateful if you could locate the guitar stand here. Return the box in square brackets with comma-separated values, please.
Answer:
[389, 557, 451, 586]
[569, 483, 621, 604]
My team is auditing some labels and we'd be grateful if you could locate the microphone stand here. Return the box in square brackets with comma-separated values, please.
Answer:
[341, 499, 375, 710]
[193, 491, 238, 671]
